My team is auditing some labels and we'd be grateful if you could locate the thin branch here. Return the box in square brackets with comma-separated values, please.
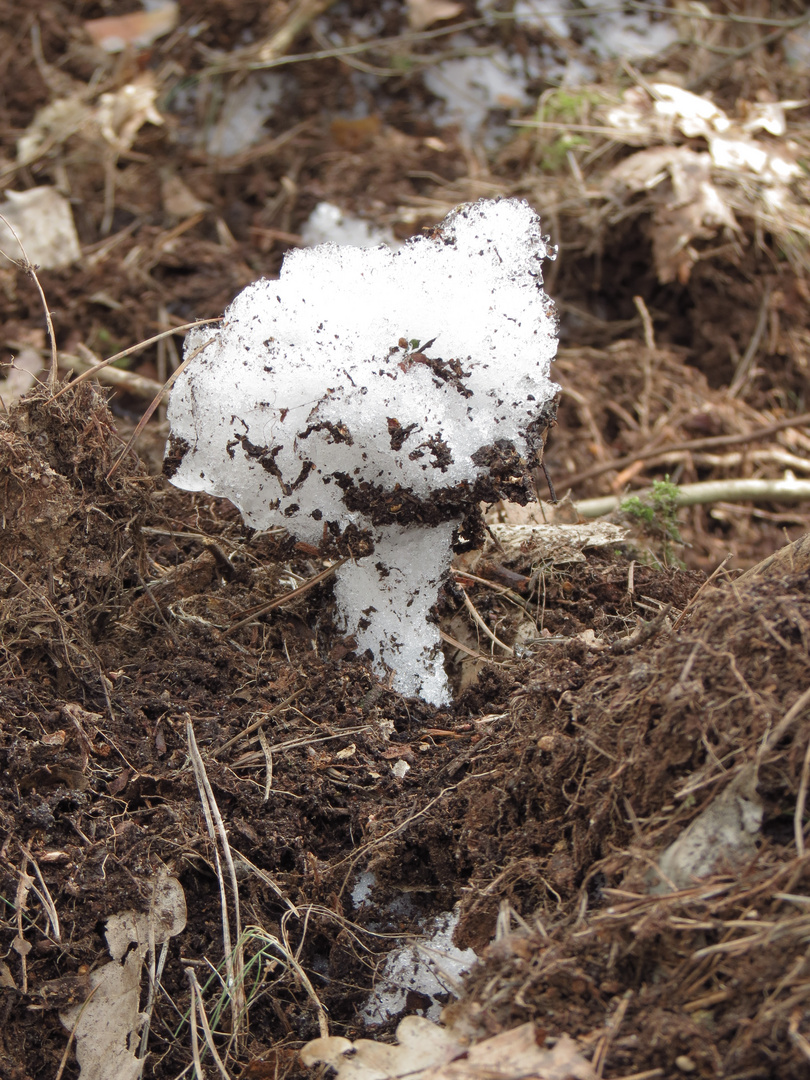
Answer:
[576, 476, 810, 519]
[561, 411, 810, 491]
[47, 320, 222, 403]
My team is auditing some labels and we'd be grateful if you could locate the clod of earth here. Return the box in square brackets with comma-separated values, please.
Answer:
[165, 197, 559, 703]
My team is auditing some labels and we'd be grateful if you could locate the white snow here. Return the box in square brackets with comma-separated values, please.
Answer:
[301, 202, 398, 249]
[165, 198, 558, 703]
[361, 907, 477, 1026]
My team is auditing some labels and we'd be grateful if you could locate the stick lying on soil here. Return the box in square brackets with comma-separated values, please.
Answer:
[575, 476, 810, 518]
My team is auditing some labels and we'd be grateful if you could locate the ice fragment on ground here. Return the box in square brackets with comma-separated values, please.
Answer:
[423, 41, 540, 138]
[362, 908, 477, 1026]
[480, 0, 677, 61]
[205, 73, 284, 156]
[165, 197, 559, 704]
[302, 202, 398, 248]
[352, 870, 377, 908]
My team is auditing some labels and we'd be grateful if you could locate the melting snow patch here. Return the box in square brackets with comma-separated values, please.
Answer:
[165, 197, 559, 704]
[352, 870, 377, 908]
[302, 202, 398, 249]
[362, 907, 477, 1026]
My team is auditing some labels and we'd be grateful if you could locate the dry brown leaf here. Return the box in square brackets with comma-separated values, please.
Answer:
[60, 873, 186, 1080]
[609, 146, 738, 284]
[84, 1, 179, 53]
[301, 1016, 595, 1080]
[407, 0, 463, 32]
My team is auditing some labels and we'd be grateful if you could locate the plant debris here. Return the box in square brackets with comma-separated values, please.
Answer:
[3, 3, 810, 1079]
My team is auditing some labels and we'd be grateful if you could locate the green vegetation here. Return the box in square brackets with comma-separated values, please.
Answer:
[620, 477, 685, 567]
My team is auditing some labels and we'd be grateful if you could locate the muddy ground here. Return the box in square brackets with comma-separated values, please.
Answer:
[2, 3, 810, 1079]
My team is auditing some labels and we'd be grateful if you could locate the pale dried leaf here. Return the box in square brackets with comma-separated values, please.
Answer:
[17, 96, 92, 167]
[609, 147, 738, 284]
[96, 74, 164, 154]
[709, 134, 800, 182]
[11, 935, 31, 958]
[61, 874, 186, 1080]
[106, 872, 187, 960]
[426, 1029, 595, 1080]
[1, 348, 43, 406]
[407, 0, 463, 32]
[84, 1, 179, 53]
[487, 521, 628, 564]
[652, 83, 730, 138]
[161, 174, 210, 219]
[742, 99, 805, 136]
[0, 187, 81, 269]
[301, 1019, 595, 1080]
[300, 1015, 463, 1075]
[60, 948, 143, 1080]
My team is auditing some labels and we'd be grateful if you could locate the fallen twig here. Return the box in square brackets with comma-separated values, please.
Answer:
[562, 412, 810, 490]
[576, 476, 810, 519]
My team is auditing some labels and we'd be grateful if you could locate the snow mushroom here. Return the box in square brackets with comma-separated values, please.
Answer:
[164, 198, 559, 704]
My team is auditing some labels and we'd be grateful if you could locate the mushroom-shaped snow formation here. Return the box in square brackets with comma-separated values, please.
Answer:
[164, 198, 559, 704]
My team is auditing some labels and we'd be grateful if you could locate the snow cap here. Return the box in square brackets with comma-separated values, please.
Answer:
[165, 197, 559, 703]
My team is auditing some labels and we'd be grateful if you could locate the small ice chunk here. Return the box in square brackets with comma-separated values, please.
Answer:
[362, 908, 477, 1026]
[352, 870, 377, 908]
[206, 73, 284, 157]
[165, 197, 559, 704]
[302, 202, 398, 249]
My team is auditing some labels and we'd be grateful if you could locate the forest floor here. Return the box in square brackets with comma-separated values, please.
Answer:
[3, 3, 810, 1078]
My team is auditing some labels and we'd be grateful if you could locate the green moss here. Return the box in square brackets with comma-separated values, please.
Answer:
[620, 478, 685, 567]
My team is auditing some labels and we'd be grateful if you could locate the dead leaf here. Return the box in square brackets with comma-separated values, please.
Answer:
[1, 348, 43, 407]
[301, 1017, 596, 1080]
[97, 74, 164, 154]
[609, 147, 738, 284]
[407, 0, 463, 32]
[651, 764, 762, 892]
[84, 1, 179, 53]
[0, 188, 81, 269]
[60, 872, 187, 1080]
[17, 96, 92, 167]
[487, 521, 629, 565]
[161, 173, 210, 219]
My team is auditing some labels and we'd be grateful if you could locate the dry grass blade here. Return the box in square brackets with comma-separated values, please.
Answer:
[212, 689, 303, 758]
[670, 554, 732, 632]
[21, 847, 60, 943]
[106, 334, 217, 480]
[47, 319, 222, 403]
[794, 737, 810, 859]
[186, 969, 205, 1080]
[256, 0, 339, 63]
[186, 718, 246, 1041]
[138, 938, 169, 1072]
[562, 412, 810, 490]
[186, 967, 233, 1080]
[0, 212, 58, 392]
[459, 584, 514, 656]
[228, 558, 348, 634]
